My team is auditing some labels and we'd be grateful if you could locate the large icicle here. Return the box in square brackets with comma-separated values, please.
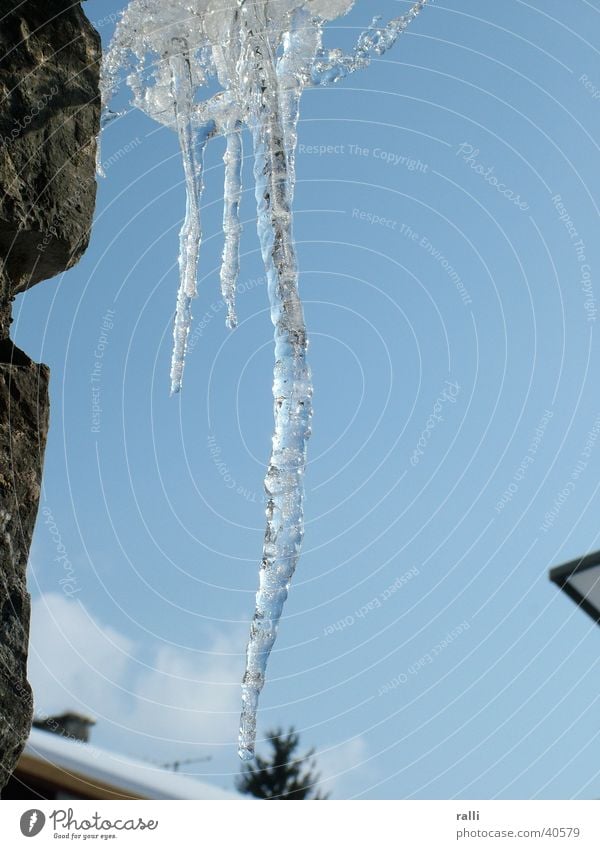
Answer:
[101, 0, 431, 761]
[237, 1, 313, 761]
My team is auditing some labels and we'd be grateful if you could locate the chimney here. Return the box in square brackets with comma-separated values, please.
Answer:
[32, 712, 96, 743]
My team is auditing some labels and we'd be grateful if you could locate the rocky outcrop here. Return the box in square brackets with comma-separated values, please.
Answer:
[0, 342, 49, 789]
[0, 0, 100, 790]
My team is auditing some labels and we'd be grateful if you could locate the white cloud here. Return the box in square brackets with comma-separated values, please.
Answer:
[125, 633, 246, 749]
[28, 593, 134, 720]
[316, 736, 375, 798]
[28, 593, 246, 765]
[28, 593, 373, 796]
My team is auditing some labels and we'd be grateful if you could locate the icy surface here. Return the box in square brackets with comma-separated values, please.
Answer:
[220, 123, 243, 330]
[102, 0, 431, 760]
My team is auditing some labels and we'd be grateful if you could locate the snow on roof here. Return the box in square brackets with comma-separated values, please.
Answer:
[24, 728, 245, 801]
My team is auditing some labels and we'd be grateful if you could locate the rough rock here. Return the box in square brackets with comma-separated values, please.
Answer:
[0, 342, 49, 789]
[0, 0, 100, 790]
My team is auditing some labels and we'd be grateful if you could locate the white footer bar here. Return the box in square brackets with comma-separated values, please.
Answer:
[0, 800, 598, 847]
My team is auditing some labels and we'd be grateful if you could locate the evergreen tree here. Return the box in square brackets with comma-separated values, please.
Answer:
[236, 727, 329, 800]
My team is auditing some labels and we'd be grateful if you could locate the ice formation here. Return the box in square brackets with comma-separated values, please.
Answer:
[102, 0, 430, 760]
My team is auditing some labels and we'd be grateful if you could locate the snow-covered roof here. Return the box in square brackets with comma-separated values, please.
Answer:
[22, 728, 244, 800]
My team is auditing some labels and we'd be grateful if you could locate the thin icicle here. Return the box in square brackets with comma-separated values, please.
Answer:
[169, 39, 210, 394]
[220, 122, 243, 330]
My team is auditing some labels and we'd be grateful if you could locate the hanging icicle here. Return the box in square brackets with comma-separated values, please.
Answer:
[101, 0, 432, 759]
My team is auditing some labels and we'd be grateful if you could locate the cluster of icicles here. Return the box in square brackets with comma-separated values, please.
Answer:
[101, 0, 430, 761]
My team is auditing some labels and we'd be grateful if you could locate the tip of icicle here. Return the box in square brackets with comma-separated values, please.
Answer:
[238, 745, 255, 762]
[170, 382, 182, 397]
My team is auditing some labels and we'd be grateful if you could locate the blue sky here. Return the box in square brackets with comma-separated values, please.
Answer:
[13, 0, 600, 798]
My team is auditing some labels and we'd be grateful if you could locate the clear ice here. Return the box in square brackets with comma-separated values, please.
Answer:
[101, 0, 431, 760]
